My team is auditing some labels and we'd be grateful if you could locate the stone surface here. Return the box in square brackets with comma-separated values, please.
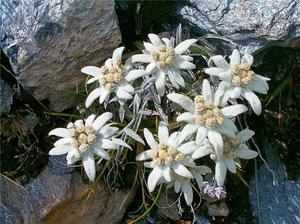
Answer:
[0, 0, 122, 111]
[180, 0, 300, 54]
[0, 159, 136, 224]
[249, 140, 300, 224]
[0, 77, 14, 113]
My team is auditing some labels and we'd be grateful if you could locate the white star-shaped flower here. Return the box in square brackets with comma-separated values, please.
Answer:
[205, 49, 270, 115]
[136, 122, 198, 192]
[82, 47, 147, 107]
[214, 129, 258, 186]
[49, 113, 129, 181]
[167, 79, 248, 160]
[127, 34, 197, 96]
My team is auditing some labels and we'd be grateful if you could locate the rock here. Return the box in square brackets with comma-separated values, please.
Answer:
[249, 140, 300, 224]
[0, 165, 136, 224]
[0, 0, 122, 111]
[180, 0, 300, 54]
[207, 202, 229, 218]
[195, 216, 211, 224]
[0, 77, 14, 113]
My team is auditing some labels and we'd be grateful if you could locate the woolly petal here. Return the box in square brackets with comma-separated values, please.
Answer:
[179, 124, 198, 143]
[230, 49, 241, 66]
[176, 112, 195, 122]
[207, 130, 223, 159]
[127, 54, 152, 63]
[178, 141, 197, 155]
[214, 81, 230, 106]
[125, 70, 148, 82]
[144, 128, 158, 149]
[155, 71, 166, 96]
[163, 167, 171, 182]
[105, 58, 112, 68]
[205, 68, 231, 81]
[102, 139, 118, 149]
[192, 145, 212, 159]
[177, 61, 196, 70]
[99, 89, 110, 104]
[85, 114, 96, 126]
[143, 42, 157, 52]
[243, 89, 262, 115]
[182, 182, 193, 205]
[169, 70, 185, 87]
[236, 146, 258, 159]
[83, 153, 96, 181]
[241, 54, 254, 66]
[54, 138, 73, 146]
[49, 128, 69, 138]
[248, 76, 269, 94]
[148, 167, 163, 192]
[167, 93, 195, 113]
[116, 87, 133, 100]
[202, 79, 213, 101]
[85, 88, 102, 108]
[112, 47, 125, 67]
[136, 150, 153, 161]
[87, 76, 100, 84]
[158, 122, 169, 144]
[217, 119, 237, 138]
[93, 148, 110, 160]
[148, 33, 162, 46]
[81, 66, 102, 77]
[173, 163, 193, 178]
[174, 39, 198, 54]
[146, 62, 157, 74]
[92, 112, 113, 131]
[49, 145, 72, 155]
[215, 160, 227, 186]
[226, 159, 236, 173]
[99, 126, 118, 139]
[112, 138, 132, 149]
[237, 129, 255, 143]
[230, 86, 242, 98]
[174, 180, 182, 193]
[209, 55, 230, 70]
[196, 127, 207, 145]
[221, 104, 248, 118]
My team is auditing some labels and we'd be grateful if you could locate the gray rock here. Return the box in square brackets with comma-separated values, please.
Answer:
[180, 0, 300, 54]
[0, 78, 14, 113]
[1, 0, 122, 111]
[196, 216, 211, 224]
[249, 140, 300, 224]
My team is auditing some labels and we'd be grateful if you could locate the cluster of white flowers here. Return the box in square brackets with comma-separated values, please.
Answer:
[49, 32, 270, 207]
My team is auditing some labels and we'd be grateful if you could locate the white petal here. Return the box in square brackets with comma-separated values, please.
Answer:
[225, 159, 236, 173]
[143, 42, 157, 52]
[85, 88, 102, 108]
[171, 70, 185, 87]
[116, 87, 133, 100]
[144, 128, 158, 149]
[237, 129, 255, 143]
[230, 86, 242, 98]
[207, 130, 223, 159]
[177, 112, 195, 123]
[168, 71, 180, 89]
[214, 81, 230, 106]
[182, 182, 193, 205]
[202, 79, 213, 101]
[146, 62, 157, 74]
[99, 126, 118, 138]
[93, 148, 110, 160]
[217, 119, 237, 138]
[163, 167, 171, 182]
[99, 89, 110, 104]
[81, 66, 103, 77]
[120, 83, 135, 94]
[243, 89, 262, 115]
[173, 163, 193, 178]
[174, 39, 197, 54]
[158, 122, 169, 144]
[144, 161, 155, 168]
[215, 160, 227, 186]
[229, 49, 241, 66]
[66, 150, 81, 164]
[219, 88, 233, 107]
[179, 124, 198, 143]
[248, 76, 269, 94]
[178, 141, 197, 155]
[49, 128, 69, 138]
[241, 54, 254, 66]
[112, 47, 125, 67]
[127, 54, 152, 63]
[192, 145, 212, 159]
[85, 114, 96, 126]
[112, 138, 132, 149]
[148, 34, 162, 46]
[87, 76, 100, 84]
[221, 104, 248, 118]
[49, 145, 72, 155]
[155, 71, 166, 96]
[92, 112, 113, 131]
[102, 139, 118, 149]
[209, 55, 230, 70]
[167, 93, 195, 113]
[105, 58, 112, 68]
[236, 146, 258, 159]
[54, 137, 73, 146]
[196, 127, 207, 145]
[125, 70, 148, 82]
[148, 167, 163, 192]
[177, 61, 196, 70]
[194, 173, 203, 188]
[174, 180, 181, 193]
[136, 150, 153, 161]
[168, 132, 179, 148]
[83, 153, 96, 181]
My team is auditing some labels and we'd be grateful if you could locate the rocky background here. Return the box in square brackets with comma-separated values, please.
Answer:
[1, 0, 299, 223]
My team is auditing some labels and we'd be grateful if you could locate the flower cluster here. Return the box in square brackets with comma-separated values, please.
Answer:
[49, 30, 270, 208]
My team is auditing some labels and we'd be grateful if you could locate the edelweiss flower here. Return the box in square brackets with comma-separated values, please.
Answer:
[205, 49, 270, 115]
[167, 79, 248, 160]
[49, 113, 129, 181]
[136, 122, 198, 192]
[82, 47, 147, 107]
[127, 34, 197, 96]
[214, 129, 258, 186]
